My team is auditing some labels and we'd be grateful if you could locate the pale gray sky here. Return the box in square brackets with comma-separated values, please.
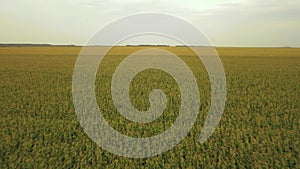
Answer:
[1, 0, 299, 47]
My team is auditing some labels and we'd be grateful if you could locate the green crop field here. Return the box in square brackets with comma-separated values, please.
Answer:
[0, 47, 299, 168]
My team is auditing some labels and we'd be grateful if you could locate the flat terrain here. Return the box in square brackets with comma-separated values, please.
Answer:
[0, 47, 299, 168]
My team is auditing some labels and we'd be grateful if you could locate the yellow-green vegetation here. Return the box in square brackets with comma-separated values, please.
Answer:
[0, 47, 299, 168]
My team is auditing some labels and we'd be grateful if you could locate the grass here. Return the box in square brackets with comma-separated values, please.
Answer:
[0, 46, 299, 168]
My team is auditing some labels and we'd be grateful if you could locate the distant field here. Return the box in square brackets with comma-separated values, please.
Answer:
[0, 47, 299, 168]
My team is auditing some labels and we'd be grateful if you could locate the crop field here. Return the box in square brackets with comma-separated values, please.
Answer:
[0, 46, 299, 168]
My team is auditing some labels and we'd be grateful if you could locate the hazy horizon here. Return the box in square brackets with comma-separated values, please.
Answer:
[0, 43, 299, 48]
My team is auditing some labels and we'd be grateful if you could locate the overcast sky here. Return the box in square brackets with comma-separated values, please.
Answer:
[1, 0, 299, 47]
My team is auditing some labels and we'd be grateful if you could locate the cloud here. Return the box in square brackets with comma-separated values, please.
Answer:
[188, 0, 300, 46]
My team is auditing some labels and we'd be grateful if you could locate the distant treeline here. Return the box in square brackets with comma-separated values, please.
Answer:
[126, 44, 171, 47]
[125, 45, 193, 47]
[0, 44, 296, 48]
[0, 44, 77, 47]
[0, 44, 209, 47]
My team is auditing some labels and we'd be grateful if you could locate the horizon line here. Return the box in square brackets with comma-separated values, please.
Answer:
[0, 43, 299, 48]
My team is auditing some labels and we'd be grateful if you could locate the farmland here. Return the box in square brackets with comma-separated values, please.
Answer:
[0, 46, 299, 168]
